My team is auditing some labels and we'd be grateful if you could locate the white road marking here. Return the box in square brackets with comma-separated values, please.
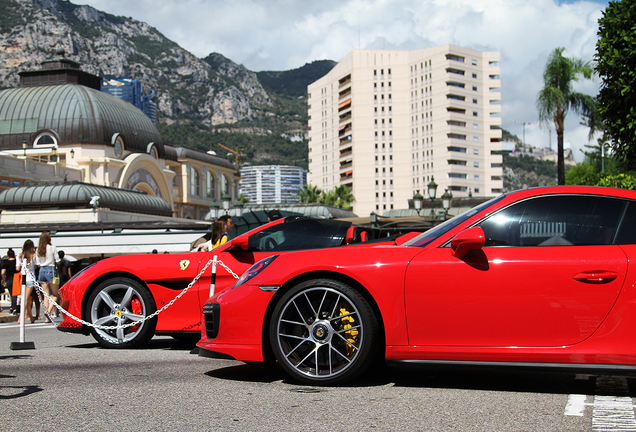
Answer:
[565, 394, 588, 416]
[566, 376, 636, 431]
[1, 322, 58, 329]
[592, 396, 636, 431]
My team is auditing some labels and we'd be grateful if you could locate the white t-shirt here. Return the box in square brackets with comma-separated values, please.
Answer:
[36, 244, 58, 267]
[16, 258, 35, 285]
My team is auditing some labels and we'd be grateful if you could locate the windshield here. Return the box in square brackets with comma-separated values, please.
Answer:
[403, 195, 505, 247]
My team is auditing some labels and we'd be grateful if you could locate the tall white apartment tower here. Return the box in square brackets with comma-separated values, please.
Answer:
[307, 45, 503, 216]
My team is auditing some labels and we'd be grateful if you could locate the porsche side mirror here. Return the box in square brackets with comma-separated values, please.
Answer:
[231, 235, 249, 251]
[450, 226, 485, 258]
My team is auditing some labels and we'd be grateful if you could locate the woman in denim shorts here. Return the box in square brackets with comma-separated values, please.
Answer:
[36, 232, 58, 323]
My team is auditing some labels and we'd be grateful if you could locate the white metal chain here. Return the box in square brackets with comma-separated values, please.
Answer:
[218, 259, 241, 280]
[23, 255, 240, 331]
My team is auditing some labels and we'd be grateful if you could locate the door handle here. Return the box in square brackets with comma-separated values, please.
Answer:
[573, 271, 618, 284]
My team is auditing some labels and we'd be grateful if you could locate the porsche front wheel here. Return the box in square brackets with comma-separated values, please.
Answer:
[86, 277, 157, 348]
[270, 279, 379, 385]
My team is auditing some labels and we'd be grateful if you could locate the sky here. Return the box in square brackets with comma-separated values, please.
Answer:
[79, 0, 610, 162]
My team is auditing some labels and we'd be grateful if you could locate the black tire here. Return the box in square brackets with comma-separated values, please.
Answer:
[86, 277, 157, 349]
[269, 279, 379, 385]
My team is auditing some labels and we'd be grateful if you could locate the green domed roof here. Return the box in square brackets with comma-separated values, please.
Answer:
[0, 84, 164, 156]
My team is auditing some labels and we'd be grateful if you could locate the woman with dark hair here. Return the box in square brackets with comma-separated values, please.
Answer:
[16, 240, 37, 323]
[36, 231, 59, 323]
[201, 219, 229, 252]
[1, 248, 17, 315]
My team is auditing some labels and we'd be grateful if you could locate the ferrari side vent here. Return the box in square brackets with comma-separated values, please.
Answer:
[203, 303, 220, 339]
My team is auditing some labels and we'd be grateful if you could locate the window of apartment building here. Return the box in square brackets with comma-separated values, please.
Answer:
[474, 149, 479, 155]
[474, 162, 479, 168]
[473, 111, 478, 116]
[473, 99, 478, 104]
[473, 136, 479, 142]
[374, 83, 377, 89]
[381, 69, 384, 75]
[389, 106, 392, 112]
[374, 69, 377, 76]
[472, 73, 477, 78]
[473, 86, 478, 91]
[449, 173, 467, 179]
[473, 123, 479, 129]
[472, 59, 477, 65]
[474, 175, 480, 180]
[448, 146, 467, 153]
[491, 176, 502, 181]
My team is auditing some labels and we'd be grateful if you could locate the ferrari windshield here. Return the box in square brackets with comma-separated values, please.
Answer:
[403, 195, 505, 247]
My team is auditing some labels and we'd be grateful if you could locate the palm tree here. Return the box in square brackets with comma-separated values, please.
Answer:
[333, 185, 356, 210]
[297, 184, 322, 203]
[537, 47, 595, 185]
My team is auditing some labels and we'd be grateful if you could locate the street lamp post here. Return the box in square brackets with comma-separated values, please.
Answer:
[209, 202, 219, 220]
[441, 189, 453, 219]
[412, 192, 424, 216]
[369, 212, 377, 227]
[221, 193, 231, 214]
[234, 201, 244, 218]
[427, 177, 438, 217]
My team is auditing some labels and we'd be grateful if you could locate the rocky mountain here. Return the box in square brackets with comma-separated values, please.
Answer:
[0, 0, 333, 151]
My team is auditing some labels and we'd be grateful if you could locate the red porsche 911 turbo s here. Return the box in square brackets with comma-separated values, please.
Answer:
[198, 186, 636, 385]
[57, 216, 396, 348]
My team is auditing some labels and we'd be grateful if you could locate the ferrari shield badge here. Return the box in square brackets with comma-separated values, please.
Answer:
[180, 260, 190, 271]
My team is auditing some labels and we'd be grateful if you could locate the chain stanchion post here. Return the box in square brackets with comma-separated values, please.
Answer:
[10, 281, 35, 350]
[209, 255, 218, 298]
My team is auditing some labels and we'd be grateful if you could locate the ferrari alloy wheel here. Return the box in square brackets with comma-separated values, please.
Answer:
[86, 277, 157, 348]
[270, 279, 379, 385]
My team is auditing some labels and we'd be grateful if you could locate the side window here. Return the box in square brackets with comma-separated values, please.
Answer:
[477, 196, 625, 247]
[248, 220, 349, 251]
[616, 201, 636, 244]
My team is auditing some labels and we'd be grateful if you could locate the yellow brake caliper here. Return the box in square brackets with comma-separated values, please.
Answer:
[339, 307, 359, 356]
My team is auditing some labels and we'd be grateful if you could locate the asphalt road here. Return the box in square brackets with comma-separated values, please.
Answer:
[2, 322, 634, 431]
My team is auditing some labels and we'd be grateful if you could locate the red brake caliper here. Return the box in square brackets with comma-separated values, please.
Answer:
[131, 298, 142, 331]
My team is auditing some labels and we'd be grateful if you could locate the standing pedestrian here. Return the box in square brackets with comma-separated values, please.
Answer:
[36, 231, 59, 322]
[57, 250, 71, 287]
[218, 215, 234, 239]
[16, 240, 37, 323]
[1, 248, 17, 314]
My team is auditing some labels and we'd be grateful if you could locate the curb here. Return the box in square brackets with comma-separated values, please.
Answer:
[0, 313, 19, 323]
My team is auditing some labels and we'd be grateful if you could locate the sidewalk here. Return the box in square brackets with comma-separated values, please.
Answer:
[0, 297, 19, 323]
